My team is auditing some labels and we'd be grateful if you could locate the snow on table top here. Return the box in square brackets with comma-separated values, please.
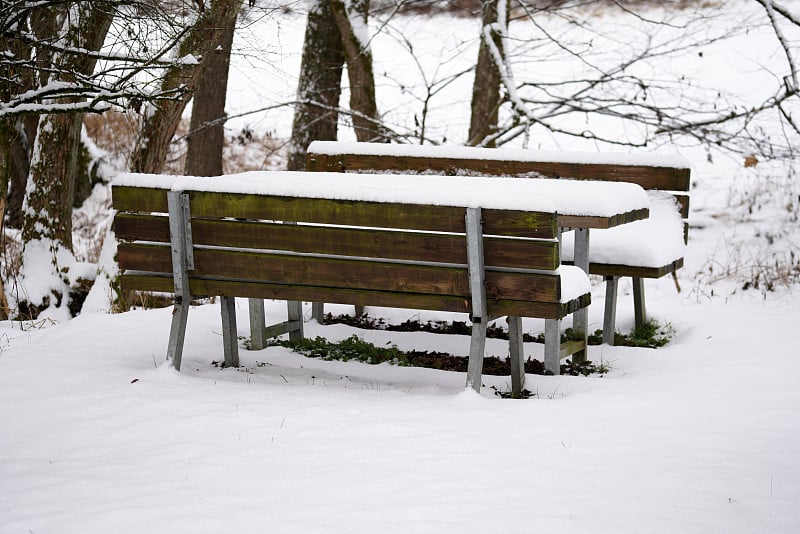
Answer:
[557, 265, 591, 303]
[561, 192, 686, 268]
[308, 141, 692, 169]
[114, 170, 649, 218]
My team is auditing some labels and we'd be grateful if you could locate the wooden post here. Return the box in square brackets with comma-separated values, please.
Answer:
[220, 296, 239, 367]
[572, 228, 590, 363]
[287, 299, 304, 342]
[465, 207, 487, 392]
[166, 191, 193, 371]
[603, 276, 618, 345]
[248, 298, 266, 350]
[311, 302, 325, 323]
[507, 316, 525, 397]
[544, 318, 560, 375]
[633, 277, 647, 329]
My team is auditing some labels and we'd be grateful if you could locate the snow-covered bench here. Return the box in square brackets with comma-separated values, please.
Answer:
[112, 171, 592, 394]
[306, 141, 690, 342]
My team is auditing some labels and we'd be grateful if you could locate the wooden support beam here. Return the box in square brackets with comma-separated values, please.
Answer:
[633, 277, 647, 329]
[248, 298, 266, 350]
[287, 300, 304, 342]
[220, 296, 239, 367]
[544, 318, 560, 375]
[166, 191, 193, 371]
[572, 228, 589, 364]
[465, 207, 487, 392]
[603, 276, 618, 345]
[507, 316, 525, 398]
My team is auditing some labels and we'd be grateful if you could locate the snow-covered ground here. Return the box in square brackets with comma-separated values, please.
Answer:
[1, 276, 798, 533]
[2, 2, 799, 532]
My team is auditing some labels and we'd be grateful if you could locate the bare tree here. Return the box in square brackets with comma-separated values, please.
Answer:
[468, 0, 506, 146]
[331, 0, 388, 142]
[130, 0, 245, 174]
[184, 7, 238, 176]
[465, 0, 799, 160]
[287, 0, 345, 171]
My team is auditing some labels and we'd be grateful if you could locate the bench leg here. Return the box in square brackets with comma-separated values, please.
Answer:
[311, 302, 325, 323]
[166, 298, 190, 371]
[467, 320, 487, 392]
[221, 296, 239, 368]
[507, 316, 525, 397]
[287, 300, 304, 342]
[544, 318, 561, 375]
[354, 305, 366, 317]
[632, 277, 647, 329]
[572, 228, 590, 363]
[603, 276, 619, 345]
[248, 298, 266, 350]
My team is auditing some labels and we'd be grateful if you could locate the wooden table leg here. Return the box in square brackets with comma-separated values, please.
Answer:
[572, 228, 590, 364]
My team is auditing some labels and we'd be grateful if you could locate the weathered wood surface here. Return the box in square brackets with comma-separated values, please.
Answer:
[306, 152, 691, 192]
[114, 213, 559, 271]
[119, 273, 590, 321]
[112, 186, 557, 239]
[576, 258, 685, 279]
[117, 243, 563, 303]
[557, 208, 650, 230]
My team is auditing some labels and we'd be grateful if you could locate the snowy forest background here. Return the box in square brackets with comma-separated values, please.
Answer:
[1, 0, 798, 318]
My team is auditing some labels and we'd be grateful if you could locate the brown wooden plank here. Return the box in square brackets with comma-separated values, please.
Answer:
[557, 207, 649, 230]
[306, 152, 691, 191]
[120, 274, 589, 320]
[117, 244, 562, 303]
[580, 257, 685, 279]
[113, 186, 557, 239]
[674, 194, 690, 219]
[113, 214, 559, 271]
[113, 186, 169, 214]
[559, 339, 587, 360]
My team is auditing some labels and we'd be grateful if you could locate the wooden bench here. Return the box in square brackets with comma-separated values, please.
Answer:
[112, 171, 592, 394]
[306, 141, 691, 343]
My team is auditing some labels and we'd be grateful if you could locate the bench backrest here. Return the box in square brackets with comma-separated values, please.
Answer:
[112, 183, 578, 319]
[306, 141, 691, 235]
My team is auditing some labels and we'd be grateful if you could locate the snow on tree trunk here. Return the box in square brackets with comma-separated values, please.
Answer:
[130, 0, 244, 174]
[287, 0, 345, 171]
[330, 0, 387, 142]
[468, 0, 506, 147]
[16, 4, 114, 319]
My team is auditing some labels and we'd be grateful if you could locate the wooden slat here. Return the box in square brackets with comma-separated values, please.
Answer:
[559, 339, 587, 360]
[112, 186, 556, 239]
[306, 152, 691, 191]
[112, 186, 169, 213]
[120, 274, 590, 320]
[674, 194, 690, 219]
[558, 207, 649, 230]
[113, 213, 559, 271]
[580, 258, 685, 279]
[117, 244, 562, 303]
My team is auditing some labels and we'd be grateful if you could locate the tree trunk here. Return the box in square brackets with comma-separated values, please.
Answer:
[287, 0, 346, 171]
[130, 0, 244, 174]
[0, 5, 58, 228]
[184, 10, 237, 176]
[22, 5, 114, 249]
[17, 4, 115, 317]
[330, 0, 387, 142]
[468, 0, 506, 147]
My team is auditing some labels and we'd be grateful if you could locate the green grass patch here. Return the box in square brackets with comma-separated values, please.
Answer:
[268, 334, 610, 380]
[588, 319, 675, 348]
[269, 335, 410, 366]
